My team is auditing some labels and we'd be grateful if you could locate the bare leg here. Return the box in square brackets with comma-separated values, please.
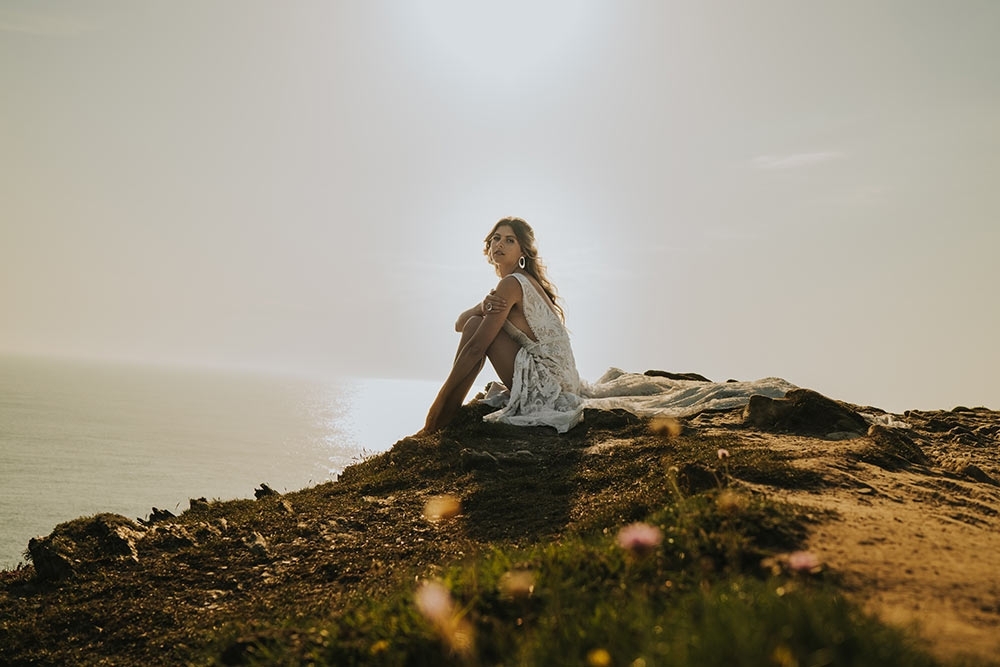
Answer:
[486, 328, 520, 390]
[447, 315, 488, 398]
[423, 317, 488, 431]
[423, 318, 525, 433]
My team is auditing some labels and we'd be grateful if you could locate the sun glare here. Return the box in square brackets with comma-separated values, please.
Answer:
[394, 1, 606, 88]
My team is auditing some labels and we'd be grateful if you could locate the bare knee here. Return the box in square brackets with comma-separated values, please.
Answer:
[454, 315, 487, 364]
[461, 315, 484, 335]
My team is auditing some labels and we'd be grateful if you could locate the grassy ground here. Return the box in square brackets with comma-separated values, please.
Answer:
[0, 403, 972, 666]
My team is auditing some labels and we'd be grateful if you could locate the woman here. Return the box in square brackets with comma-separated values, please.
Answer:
[422, 217, 584, 434]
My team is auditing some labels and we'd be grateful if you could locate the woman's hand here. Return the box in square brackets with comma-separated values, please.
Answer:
[481, 290, 508, 316]
[456, 290, 509, 331]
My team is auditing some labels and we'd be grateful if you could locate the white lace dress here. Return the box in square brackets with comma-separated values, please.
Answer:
[481, 272, 585, 433]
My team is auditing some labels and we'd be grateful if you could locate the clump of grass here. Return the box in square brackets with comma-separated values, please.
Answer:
[234, 489, 937, 667]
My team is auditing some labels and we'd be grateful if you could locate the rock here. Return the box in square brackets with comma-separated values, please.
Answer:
[149, 524, 197, 549]
[644, 370, 712, 382]
[826, 431, 863, 441]
[255, 483, 279, 499]
[142, 507, 176, 525]
[460, 449, 499, 470]
[974, 425, 999, 439]
[494, 450, 537, 466]
[674, 462, 719, 494]
[27, 514, 145, 581]
[192, 521, 223, 541]
[189, 497, 210, 511]
[244, 531, 270, 558]
[459, 449, 537, 469]
[742, 389, 869, 437]
[859, 424, 929, 471]
[962, 464, 999, 486]
[922, 417, 954, 432]
[27, 536, 77, 581]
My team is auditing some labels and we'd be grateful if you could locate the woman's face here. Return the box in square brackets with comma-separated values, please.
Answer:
[488, 224, 522, 267]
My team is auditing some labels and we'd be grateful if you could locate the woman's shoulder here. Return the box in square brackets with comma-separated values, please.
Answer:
[497, 273, 527, 288]
[505, 272, 551, 304]
[494, 273, 527, 300]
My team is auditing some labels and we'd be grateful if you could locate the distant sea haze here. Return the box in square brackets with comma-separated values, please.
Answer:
[0, 355, 438, 569]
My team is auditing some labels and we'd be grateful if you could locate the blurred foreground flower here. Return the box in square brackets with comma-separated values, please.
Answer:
[788, 550, 822, 574]
[498, 569, 536, 600]
[715, 489, 749, 515]
[587, 648, 612, 666]
[616, 522, 663, 557]
[423, 494, 461, 522]
[415, 581, 454, 624]
[414, 581, 474, 654]
[650, 416, 682, 438]
[717, 448, 730, 460]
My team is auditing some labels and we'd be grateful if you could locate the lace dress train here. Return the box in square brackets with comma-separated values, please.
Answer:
[478, 273, 797, 432]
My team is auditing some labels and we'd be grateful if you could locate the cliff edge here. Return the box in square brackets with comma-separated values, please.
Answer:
[1, 383, 998, 666]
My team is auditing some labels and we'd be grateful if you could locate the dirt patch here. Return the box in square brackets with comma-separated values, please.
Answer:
[694, 405, 1000, 664]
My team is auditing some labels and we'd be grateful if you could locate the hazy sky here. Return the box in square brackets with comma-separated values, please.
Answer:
[2, 1, 998, 413]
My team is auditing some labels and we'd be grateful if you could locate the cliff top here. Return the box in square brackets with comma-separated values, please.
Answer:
[2, 388, 998, 666]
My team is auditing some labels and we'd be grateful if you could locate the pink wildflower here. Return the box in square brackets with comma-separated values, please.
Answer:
[415, 581, 454, 624]
[788, 550, 821, 573]
[616, 522, 663, 556]
[414, 580, 475, 654]
[717, 448, 730, 460]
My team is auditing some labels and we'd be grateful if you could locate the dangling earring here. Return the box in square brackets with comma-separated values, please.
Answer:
[518, 256, 526, 269]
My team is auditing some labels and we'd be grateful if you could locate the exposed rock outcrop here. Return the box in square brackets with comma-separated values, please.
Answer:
[742, 389, 870, 438]
[644, 370, 712, 382]
[28, 513, 145, 581]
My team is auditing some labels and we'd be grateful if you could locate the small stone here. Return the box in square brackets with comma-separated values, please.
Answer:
[244, 531, 270, 558]
[825, 431, 863, 441]
[255, 483, 279, 499]
[460, 449, 498, 470]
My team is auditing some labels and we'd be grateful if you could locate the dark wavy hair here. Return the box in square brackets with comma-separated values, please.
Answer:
[483, 216, 565, 322]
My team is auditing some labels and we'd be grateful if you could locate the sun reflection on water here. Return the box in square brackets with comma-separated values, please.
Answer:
[323, 377, 441, 475]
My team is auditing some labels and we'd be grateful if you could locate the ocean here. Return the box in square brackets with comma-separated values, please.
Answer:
[0, 355, 441, 569]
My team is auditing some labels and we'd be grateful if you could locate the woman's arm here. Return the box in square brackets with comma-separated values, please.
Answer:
[454, 304, 482, 332]
[454, 292, 508, 332]
[424, 276, 521, 432]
